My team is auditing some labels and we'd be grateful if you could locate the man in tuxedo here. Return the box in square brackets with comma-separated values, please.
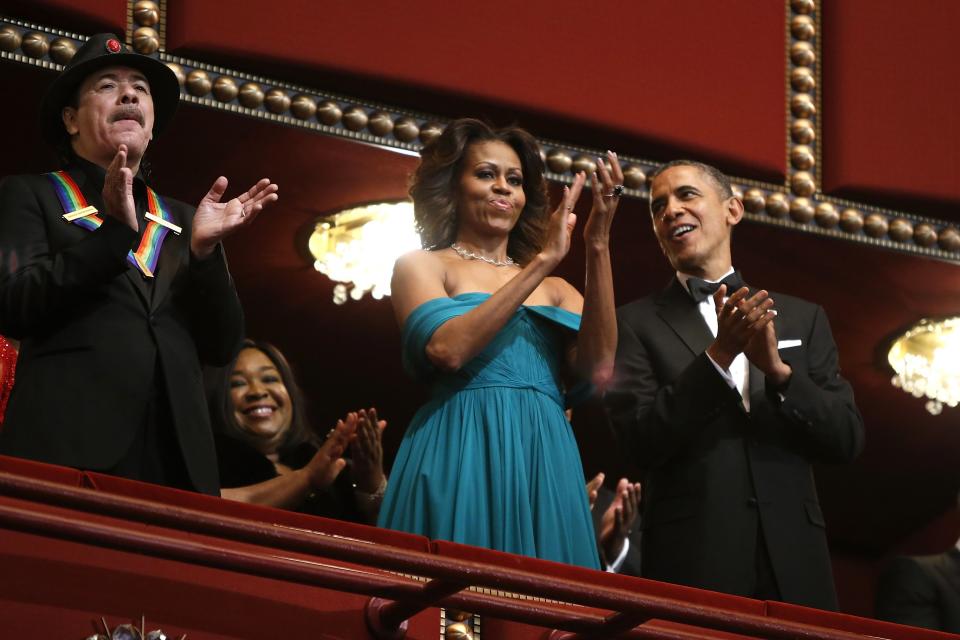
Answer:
[875, 545, 960, 632]
[605, 160, 863, 609]
[0, 33, 278, 494]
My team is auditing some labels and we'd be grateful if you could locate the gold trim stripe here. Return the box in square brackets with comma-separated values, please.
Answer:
[0, 16, 957, 263]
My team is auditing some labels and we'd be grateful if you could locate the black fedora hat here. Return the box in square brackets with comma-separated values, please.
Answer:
[40, 33, 180, 147]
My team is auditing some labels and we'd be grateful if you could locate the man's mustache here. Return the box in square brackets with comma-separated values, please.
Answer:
[110, 106, 144, 126]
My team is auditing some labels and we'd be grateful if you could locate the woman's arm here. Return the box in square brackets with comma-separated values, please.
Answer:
[221, 414, 357, 509]
[557, 152, 622, 391]
[391, 174, 588, 372]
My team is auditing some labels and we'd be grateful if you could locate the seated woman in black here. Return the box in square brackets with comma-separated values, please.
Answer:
[207, 339, 387, 523]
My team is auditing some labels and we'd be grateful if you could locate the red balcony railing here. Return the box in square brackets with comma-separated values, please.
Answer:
[0, 455, 955, 640]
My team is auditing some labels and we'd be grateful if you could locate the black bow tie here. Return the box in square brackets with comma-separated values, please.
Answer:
[686, 272, 746, 302]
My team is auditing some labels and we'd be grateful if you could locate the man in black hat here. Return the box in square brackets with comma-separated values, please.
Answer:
[0, 33, 278, 494]
[605, 160, 863, 609]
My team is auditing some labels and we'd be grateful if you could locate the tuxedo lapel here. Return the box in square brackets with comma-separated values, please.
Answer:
[149, 206, 188, 311]
[656, 278, 713, 356]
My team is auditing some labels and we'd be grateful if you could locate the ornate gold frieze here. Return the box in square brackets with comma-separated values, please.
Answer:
[0, 15, 957, 263]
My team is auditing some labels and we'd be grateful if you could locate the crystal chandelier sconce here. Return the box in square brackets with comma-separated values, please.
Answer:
[888, 317, 960, 415]
[308, 202, 422, 304]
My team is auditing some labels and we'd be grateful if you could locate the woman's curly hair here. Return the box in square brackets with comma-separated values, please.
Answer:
[410, 118, 549, 265]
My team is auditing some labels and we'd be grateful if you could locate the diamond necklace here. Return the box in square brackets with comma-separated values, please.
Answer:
[450, 242, 516, 267]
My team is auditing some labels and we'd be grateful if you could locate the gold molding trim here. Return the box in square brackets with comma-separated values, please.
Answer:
[127, 0, 164, 55]
[787, 0, 820, 197]
[0, 16, 958, 263]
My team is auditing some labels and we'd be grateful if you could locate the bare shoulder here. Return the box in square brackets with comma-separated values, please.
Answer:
[544, 276, 583, 313]
[391, 249, 449, 325]
[394, 247, 442, 271]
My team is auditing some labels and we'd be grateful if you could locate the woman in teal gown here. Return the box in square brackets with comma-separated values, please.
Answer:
[378, 119, 622, 569]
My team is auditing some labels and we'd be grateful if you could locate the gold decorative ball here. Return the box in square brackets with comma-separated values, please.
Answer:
[913, 223, 938, 247]
[572, 155, 596, 175]
[446, 610, 472, 622]
[212, 76, 238, 103]
[814, 202, 838, 228]
[791, 171, 816, 197]
[291, 94, 318, 120]
[790, 67, 816, 93]
[0, 26, 22, 52]
[368, 111, 394, 136]
[21, 32, 49, 59]
[791, 42, 816, 67]
[49, 38, 77, 65]
[166, 62, 185, 86]
[790, 93, 816, 119]
[316, 101, 342, 125]
[888, 218, 913, 242]
[264, 89, 290, 114]
[420, 122, 444, 144]
[863, 213, 888, 238]
[185, 69, 212, 96]
[133, 0, 160, 26]
[790, 145, 815, 170]
[623, 164, 646, 189]
[133, 27, 159, 55]
[342, 106, 368, 131]
[938, 226, 960, 252]
[790, 197, 814, 223]
[546, 149, 573, 174]
[791, 15, 815, 40]
[839, 208, 864, 233]
[792, 0, 815, 15]
[238, 82, 264, 108]
[743, 188, 766, 213]
[791, 119, 815, 144]
[765, 193, 789, 218]
[393, 117, 419, 142]
[445, 622, 473, 640]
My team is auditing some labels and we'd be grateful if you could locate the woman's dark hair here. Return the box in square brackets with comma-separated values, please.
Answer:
[206, 339, 317, 454]
[410, 118, 549, 265]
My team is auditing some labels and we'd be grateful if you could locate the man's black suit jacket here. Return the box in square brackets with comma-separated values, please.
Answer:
[0, 160, 244, 494]
[875, 548, 960, 632]
[606, 277, 863, 610]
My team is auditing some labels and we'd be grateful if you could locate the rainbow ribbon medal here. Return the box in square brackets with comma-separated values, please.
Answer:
[47, 170, 180, 278]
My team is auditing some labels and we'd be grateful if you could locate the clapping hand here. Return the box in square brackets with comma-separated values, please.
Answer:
[303, 412, 358, 490]
[585, 472, 605, 511]
[599, 477, 641, 566]
[102, 144, 138, 232]
[583, 150, 624, 250]
[191, 177, 279, 258]
[707, 285, 792, 385]
[351, 407, 387, 493]
[539, 171, 586, 268]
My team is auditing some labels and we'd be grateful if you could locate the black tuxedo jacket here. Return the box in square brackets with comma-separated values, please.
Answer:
[0, 160, 244, 494]
[875, 549, 960, 632]
[605, 277, 863, 610]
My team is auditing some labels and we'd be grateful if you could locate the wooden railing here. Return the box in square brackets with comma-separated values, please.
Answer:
[0, 455, 955, 640]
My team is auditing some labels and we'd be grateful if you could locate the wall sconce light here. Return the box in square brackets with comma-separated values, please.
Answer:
[888, 317, 960, 415]
[307, 202, 421, 304]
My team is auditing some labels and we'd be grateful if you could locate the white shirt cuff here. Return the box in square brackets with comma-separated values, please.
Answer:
[605, 537, 631, 573]
[705, 352, 738, 389]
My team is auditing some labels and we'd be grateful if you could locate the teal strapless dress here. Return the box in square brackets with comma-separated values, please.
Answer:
[378, 293, 599, 569]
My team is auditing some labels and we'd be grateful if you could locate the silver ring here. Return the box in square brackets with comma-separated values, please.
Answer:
[603, 184, 625, 198]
